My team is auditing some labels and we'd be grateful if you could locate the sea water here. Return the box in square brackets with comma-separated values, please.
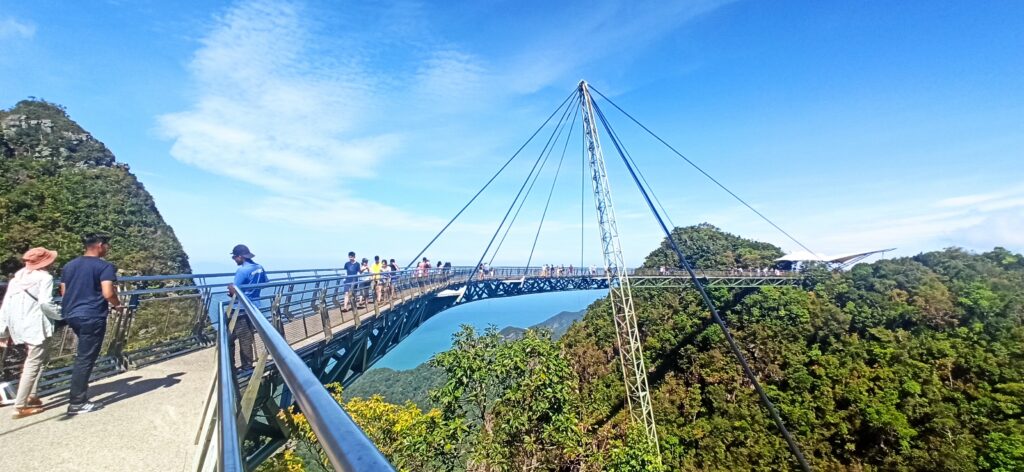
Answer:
[372, 289, 606, 370]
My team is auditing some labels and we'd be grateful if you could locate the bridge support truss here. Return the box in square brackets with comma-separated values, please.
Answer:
[579, 81, 660, 456]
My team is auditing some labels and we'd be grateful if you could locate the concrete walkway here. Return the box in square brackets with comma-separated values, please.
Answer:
[0, 348, 214, 472]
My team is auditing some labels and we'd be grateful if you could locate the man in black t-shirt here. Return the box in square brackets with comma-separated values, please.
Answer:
[60, 233, 123, 415]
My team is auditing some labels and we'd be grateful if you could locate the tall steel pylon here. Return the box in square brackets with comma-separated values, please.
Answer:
[578, 81, 660, 458]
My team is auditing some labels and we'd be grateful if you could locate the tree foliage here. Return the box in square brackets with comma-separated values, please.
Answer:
[429, 326, 585, 470]
[563, 231, 1024, 471]
[641, 223, 784, 270]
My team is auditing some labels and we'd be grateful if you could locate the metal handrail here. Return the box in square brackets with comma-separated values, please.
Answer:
[234, 288, 394, 471]
[217, 301, 244, 472]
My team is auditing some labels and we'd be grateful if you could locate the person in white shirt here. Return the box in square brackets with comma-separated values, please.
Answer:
[0, 247, 59, 418]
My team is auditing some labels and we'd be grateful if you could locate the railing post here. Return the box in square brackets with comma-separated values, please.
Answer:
[270, 294, 284, 336]
[330, 279, 343, 309]
[105, 282, 141, 370]
[282, 283, 296, 321]
[192, 287, 214, 343]
[318, 288, 333, 342]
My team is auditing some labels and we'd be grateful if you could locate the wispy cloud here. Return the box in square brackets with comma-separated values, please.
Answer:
[158, 0, 399, 194]
[499, 0, 737, 94]
[157, 0, 740, 246]
[0, 17, 36, 40]
[415, 49, 487, 110]
[794, 182, 1024, 255]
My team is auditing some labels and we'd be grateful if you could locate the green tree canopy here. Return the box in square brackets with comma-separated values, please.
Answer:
[642, 223, 784, 270]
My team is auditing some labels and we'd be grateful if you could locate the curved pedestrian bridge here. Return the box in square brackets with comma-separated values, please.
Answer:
[0, 266, 801, 470]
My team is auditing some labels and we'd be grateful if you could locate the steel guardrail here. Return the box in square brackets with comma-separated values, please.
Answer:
[217, 302, 244, 472]
[234, 287, 395, 471]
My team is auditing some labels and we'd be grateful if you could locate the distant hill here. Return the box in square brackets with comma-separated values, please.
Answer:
[498, 308, 585, 341]
[343, 361, 444, 408]
[642, 222, 783, 270]
[346, 308, 587, 407]
[0, 99, 191, 278]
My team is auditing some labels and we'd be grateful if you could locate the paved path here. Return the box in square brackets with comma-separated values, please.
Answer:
[0, 348, 214, 472]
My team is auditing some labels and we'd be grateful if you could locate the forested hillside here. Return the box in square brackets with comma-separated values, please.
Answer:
[263, 226, 1024, 471]
[343, 362, 445, 409]
[0, 99, 191, 278]
[343, 309, 586, 407]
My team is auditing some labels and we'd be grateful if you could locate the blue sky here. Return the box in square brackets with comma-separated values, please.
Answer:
[1, 0, 1022, 273]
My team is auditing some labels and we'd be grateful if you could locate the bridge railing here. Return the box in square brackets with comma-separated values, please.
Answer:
[196, 289, 394, 471]
[1, 264, 798, 392]
[227, 267, 479, 351]
[1, 268, 349, 392]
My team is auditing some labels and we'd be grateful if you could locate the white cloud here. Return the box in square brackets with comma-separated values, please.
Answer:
[158, 0, 398, 195]
[499, 0, 737, 94]
[947, 208, 1024, 250]
[415, 49, 487, 110]
[936, 183, 1024, 209]
[787, 182, 1024, 256]
[156, 0, 744, 266]
[0, 17, 36, 39]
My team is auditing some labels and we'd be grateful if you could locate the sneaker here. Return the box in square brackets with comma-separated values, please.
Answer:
[67, 402, 103, 415]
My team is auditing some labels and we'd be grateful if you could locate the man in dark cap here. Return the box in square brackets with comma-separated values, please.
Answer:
[227, 244, 268, 371]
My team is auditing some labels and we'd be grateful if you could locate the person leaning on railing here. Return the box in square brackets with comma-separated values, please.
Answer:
[0, 247, 62, 419]
[226, 244, 268, 371]
[60, 233, 124, 415]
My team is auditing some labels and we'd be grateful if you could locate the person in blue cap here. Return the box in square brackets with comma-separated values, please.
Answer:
[227, 244, 268, 371]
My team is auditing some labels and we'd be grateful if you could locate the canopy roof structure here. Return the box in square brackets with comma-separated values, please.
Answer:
[777, 248, 895, 268]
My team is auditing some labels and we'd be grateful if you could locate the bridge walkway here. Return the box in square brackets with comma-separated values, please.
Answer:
[0, 348, 214, 472]
[260, 271, 801, 358]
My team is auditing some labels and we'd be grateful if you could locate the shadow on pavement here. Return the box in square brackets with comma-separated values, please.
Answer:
[0, 371, 187, 432]
[48, 372, 186, 411]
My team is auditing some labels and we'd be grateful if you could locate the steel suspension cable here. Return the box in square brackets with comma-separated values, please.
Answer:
[592, 101, 812, 472]
[588, 86, 819, 257]
[467, 91, 579, 283]
[489, 100, 578, 267]
[597, 110, 705, 277]
[405, 89, 579, 270]
[599, 109, 676, 230]
[526, 97, 579, 269]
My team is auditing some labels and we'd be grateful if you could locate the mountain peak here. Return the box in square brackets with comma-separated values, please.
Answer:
[1, 99, 116, 168]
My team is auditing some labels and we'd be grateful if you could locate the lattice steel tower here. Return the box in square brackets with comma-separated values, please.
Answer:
[578, 81, 660, 457]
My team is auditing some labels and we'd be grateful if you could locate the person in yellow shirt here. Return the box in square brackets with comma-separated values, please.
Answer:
[370, 256, 382, 303]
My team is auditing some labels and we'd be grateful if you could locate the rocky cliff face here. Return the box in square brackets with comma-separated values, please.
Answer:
[0, 99, 191, 278]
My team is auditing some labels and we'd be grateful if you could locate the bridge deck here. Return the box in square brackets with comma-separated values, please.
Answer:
[0, 348, 213, 472]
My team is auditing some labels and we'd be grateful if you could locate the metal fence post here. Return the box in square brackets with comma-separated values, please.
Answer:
[318, 288, 333, 342]
[270, 294, 284, 336]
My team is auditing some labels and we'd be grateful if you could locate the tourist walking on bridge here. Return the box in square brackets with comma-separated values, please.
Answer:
[0, 247, 59, 418]
[227, 244, 268, 371]
[61, 233, 122, 414]
[342, 251, 359, 311]
[371, 256, 382, 303]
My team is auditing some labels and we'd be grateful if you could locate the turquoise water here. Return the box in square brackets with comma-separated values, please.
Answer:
[372, 290, 606, 370]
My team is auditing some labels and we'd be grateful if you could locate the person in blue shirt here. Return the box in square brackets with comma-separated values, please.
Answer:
[342, 251, 359, 311]
[227, 244, 268, 371]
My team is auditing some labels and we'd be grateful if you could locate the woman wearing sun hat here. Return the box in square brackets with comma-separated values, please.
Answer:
[0, 247, 59, 418]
